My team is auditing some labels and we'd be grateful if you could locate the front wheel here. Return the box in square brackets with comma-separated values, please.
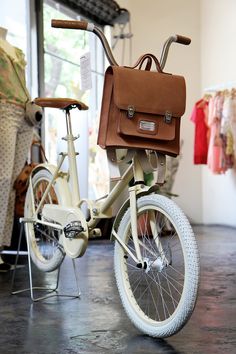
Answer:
[114, 194, 200, 338]
[24, 168, 65, 272]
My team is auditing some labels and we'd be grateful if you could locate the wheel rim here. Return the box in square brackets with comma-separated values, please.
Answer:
[27, 176, 63, 263]
[122, 205, 185, 324]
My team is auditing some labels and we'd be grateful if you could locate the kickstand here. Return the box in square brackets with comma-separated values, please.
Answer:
[11, 221, 81, 302]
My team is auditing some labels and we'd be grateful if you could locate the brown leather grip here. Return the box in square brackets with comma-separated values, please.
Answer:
[175, 35, 191, 45]
[51, 19, 88, 30]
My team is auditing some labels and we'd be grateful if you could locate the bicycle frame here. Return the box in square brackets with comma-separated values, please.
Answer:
[25, 107, 155, 265]
[24, 19, 191, 266]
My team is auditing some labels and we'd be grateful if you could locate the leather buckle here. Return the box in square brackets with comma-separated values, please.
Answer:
[164, 111, 172, 124]
[127, 105, 135, 119]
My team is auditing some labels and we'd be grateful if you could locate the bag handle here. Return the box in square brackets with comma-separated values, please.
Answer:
[130, 53, 163, 72]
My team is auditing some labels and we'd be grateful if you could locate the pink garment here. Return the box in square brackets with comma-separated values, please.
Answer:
[229, 96, 236, 156]
[190, 99, 209, 164]
[221, 95, 234, 169]
[207, 95, 226, 174]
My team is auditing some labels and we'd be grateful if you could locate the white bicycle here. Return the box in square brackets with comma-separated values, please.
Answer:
[23, 19, 200, 338]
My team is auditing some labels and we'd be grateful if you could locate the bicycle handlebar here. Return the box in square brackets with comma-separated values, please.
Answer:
[175, 35, 191, 45]
[52, 19, 118, 66]
[51, 19, 191, 70]
[52, 19, 93, 31]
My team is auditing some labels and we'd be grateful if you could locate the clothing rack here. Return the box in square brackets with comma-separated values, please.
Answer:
[204, 81, 236, 93]
[191, 85, 236, 173]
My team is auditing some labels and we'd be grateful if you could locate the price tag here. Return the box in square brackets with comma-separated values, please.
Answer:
[80, 52, 92, 91]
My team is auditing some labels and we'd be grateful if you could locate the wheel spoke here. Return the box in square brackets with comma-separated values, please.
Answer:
[144, 273, 161, 321]
[146, 270, 179, 306]
[162, 270, 184, 288]
[168, 264, 185, 278]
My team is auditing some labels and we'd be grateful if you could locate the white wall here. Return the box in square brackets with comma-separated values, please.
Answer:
[113, 0, 236, 226]
[201, 0, 236, 226]
[113, 0, 202, 222]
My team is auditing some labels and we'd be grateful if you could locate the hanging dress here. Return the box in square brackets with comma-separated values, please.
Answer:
[227, 93, 236, 160]
[207, 94, 226, 174]
[190, 99, 209, 164]
[221, 94, 234, 169]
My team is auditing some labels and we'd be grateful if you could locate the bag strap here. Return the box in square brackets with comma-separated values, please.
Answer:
[129, 53, 163, 73]
[137, 150, 166, 185]
[30, 140, 48, 164]
[107, 149, 166, 185]
[106, 149, 136, 181]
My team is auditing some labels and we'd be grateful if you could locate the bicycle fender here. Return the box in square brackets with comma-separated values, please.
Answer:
[31, 163, 61, 178]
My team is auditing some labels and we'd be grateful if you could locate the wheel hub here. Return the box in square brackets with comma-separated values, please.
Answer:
[143, 257, 167, 273]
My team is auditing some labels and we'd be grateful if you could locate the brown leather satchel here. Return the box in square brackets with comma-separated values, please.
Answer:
[97, 54, 186, 156]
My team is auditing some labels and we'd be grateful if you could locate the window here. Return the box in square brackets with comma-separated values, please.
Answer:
[0, 0, 110, 200]
[0, 0, 29, 79]
[43, 0, 109, 200]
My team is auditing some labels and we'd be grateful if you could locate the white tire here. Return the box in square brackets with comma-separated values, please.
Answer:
[24, 169, 65, 272]
[114, 194, 200, 338]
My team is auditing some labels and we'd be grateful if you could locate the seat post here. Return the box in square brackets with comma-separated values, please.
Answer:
[65, 108, 80, 206]
[65, 108, 73, 135]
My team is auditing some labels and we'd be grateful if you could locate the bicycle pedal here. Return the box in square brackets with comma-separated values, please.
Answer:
[64, 220, 84, 239]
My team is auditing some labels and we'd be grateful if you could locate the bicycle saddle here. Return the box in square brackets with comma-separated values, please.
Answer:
[33, 97, 88, 111]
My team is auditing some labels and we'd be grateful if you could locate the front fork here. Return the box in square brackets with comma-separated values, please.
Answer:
[129, 155, 144, 267]
[125, 154, 167, 268]
[127, 185, 168, 269]
[111, 154, 145, 267]
[112, 183, 145, 267]
[129, 186, 143, 265]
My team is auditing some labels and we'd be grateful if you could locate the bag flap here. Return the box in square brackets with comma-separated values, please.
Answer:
[118, 113, 177, 141]
[111, 66, 186, 117]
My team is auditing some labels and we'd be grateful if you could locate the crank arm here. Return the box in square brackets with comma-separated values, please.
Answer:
[20, 216, 63, 231]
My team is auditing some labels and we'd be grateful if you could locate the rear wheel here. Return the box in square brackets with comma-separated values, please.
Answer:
[24, 169, 65, 272]
[114, 194, 200, 338]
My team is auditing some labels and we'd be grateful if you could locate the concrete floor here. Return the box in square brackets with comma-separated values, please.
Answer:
[0, 225, 236, 354]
